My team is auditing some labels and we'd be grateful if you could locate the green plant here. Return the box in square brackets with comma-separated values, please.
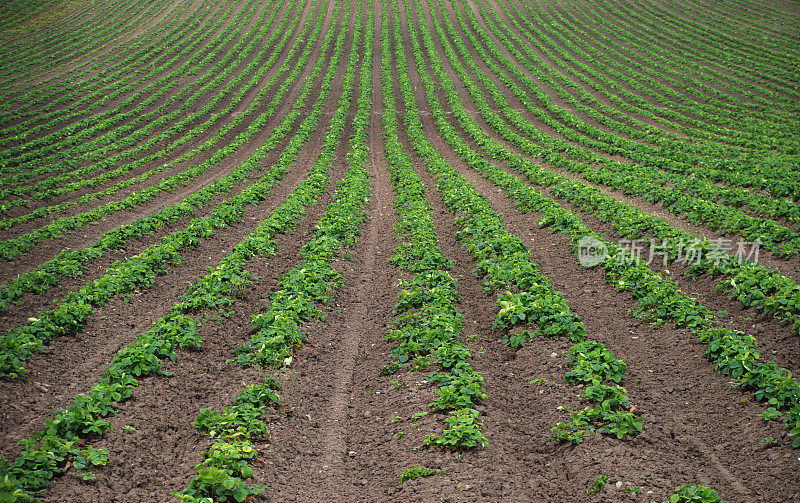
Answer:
[424, 409, 487, 449]
[664, 484, 727, 503]
[399, 466, 443, 484]
[586, 475, 611, 494]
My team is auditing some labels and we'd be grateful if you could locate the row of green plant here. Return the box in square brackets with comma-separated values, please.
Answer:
[234, 0, 373, 371]
[401, 0, 584, 346]
[413, 0, 800, 336]
[0, 0, 316, 260]
[397, 0, 641, 444]
[0, 0, 336, 378]
[495, 0, 800, 182]
[404, 0, 799, 447]
[664, 483, 726, 501]
[446, 0, 800, 242]
[0, 0, 292, 226]
[0, 4, 352, 495]
[174, 0, 362, 322]
[0, 0, 220, 167]
[0, 0, 268, 201]
[551, 342, 642, 444]
[173, 380, 281, 503]
[0, 0, 167, 96]
[380, 9, 486, 449]
[176, 5, 374, 498]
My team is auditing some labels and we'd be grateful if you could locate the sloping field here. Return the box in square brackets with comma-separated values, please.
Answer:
[0, 0, 798, 501]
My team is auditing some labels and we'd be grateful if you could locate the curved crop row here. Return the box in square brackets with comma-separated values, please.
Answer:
[394, 0, 641, 445]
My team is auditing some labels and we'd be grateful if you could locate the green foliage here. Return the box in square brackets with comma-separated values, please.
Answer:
[399, 466, 444, 484]
[565, 342, 627, 385]
[586, 475, 610, 494]
[665, 485, 728, 503]
[381, 3, 485, 449]
[424, 409, 487, 449]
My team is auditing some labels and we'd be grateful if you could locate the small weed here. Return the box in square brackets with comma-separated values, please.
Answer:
[390, 379, 406, 389]
[762, 437, 778, 447]
[121, 425, 136, 432]
[626, 485, 640, 494]
[586, 475, 611, 494]
[529, 378, 547, 385]
[399, 466, 443, 484]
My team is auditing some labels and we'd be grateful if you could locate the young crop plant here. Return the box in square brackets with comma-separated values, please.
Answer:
[0, 3, 350, 493]
[235, 0, 373, 373]
[399, 466, 444, 484]
[421, 0, 800, 336]
[394, 0, 640, 445]
[174, 379, 281, 503]
[585, 474, 611, 494]
[0, 0, 327, 379]
[551, 343, 642, 443]
[380, 2, 485, 450]
[663, 484, 728, 503]
[391, 0, 800, 448]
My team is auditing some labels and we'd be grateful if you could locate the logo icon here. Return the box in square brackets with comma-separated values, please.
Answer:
[577, 236, 608, 268]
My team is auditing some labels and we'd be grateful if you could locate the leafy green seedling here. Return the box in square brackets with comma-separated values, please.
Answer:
[399, 466, 443, 484]
[586, 475, 611, 494]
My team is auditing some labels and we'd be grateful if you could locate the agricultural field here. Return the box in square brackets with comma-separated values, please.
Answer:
[0, 0, 798, 500]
